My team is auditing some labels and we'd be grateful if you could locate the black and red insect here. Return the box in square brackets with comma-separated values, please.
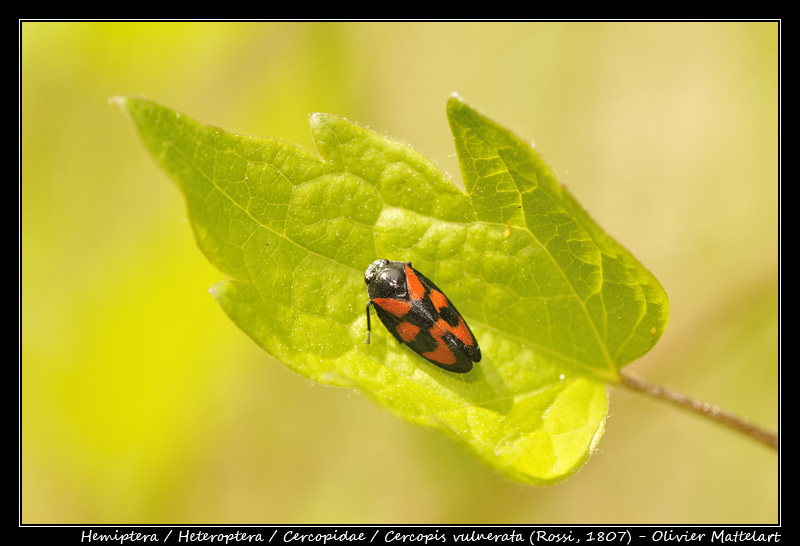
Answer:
[364, 259, 481, 373]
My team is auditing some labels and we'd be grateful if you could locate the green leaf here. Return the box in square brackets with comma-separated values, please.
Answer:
[117, 95, 668, 485]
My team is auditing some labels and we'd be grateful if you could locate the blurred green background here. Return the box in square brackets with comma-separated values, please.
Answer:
[21, 22, 778, 524]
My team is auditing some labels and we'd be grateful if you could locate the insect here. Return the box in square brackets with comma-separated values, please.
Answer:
[364, 259, 481, 373]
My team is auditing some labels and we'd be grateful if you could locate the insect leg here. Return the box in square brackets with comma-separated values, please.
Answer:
[365, 300, 374, 344]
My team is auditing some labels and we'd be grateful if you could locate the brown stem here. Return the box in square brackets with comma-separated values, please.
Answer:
[619, 371, 778, 451]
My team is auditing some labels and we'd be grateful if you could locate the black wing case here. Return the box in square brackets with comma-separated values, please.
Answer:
[372, 297, 474, 373]
[412, 269, 482, 364]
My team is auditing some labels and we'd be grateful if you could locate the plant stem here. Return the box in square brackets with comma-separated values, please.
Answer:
[619, 371, 778, 451]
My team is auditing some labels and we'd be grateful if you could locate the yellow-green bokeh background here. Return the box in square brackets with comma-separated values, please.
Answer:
[21, 22, 779, 524]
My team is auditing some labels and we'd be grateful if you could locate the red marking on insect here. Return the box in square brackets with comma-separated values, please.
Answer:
[371, 298, 412, 318]
[435, 316, 474, 348]
[429, 289, 448, 312]
[364, 259, 481, 373]
[396, 321, 421, 343]
[404, 263, 426, 301]
[422, 328, 457, 366]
